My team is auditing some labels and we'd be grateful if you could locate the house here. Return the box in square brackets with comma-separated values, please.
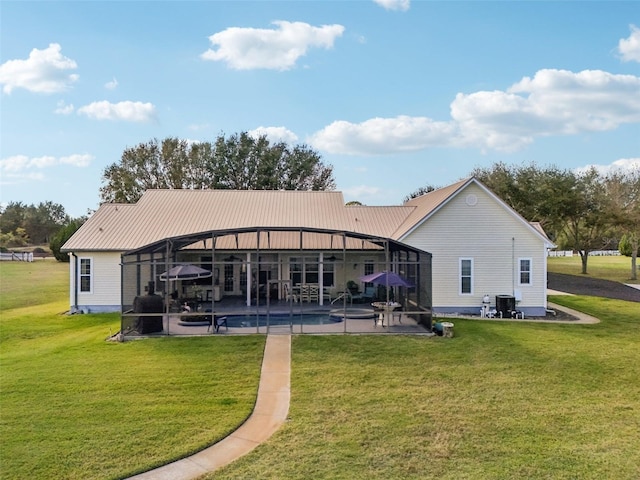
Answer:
[61, 177, 554, 318]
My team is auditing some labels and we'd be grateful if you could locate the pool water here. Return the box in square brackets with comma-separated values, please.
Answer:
[225, 313, 343, 327]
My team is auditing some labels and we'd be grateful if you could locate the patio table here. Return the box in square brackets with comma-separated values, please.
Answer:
[371, 301, 402, 327]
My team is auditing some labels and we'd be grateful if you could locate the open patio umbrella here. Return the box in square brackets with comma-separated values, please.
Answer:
[359, 271, 414, 287]
[159, 264, 212, 281]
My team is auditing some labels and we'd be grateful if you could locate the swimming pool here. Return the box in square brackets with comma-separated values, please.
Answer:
[224, 313, 343, 327]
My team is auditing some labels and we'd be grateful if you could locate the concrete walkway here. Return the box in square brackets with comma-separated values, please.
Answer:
[128, 334, 291, 480]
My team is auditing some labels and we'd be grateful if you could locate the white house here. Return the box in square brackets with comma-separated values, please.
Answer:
[62, 177, 554, 317]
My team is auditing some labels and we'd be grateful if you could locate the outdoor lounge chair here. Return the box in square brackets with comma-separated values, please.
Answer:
[206, 313, 228, 333]
[352, 286, 376, 303]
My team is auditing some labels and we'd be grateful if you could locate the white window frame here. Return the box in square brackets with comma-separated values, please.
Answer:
[459, 258, 473, 295]
[78, 257, 93, 294]
[518, 257, 532, 286]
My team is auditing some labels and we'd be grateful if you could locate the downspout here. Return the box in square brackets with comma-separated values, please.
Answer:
[512, 237, 515, 296]
[71, 252, 78, 312]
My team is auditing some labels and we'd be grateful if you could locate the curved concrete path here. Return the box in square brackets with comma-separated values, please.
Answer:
[128, 334, 291, 480]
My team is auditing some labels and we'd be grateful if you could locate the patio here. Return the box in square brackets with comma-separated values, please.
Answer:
[120, 227, 433, 337]
[125, 297, 433, 336]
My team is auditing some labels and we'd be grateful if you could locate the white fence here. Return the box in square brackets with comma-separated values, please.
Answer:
[548, 250, 621, 257]
[0, 252, 34, 262]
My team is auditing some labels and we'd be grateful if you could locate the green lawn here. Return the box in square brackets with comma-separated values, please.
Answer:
[548, 254, 639, 284]
[211, 295, 640, 479]
[0, 260, 266, 479]
[1, 259, 639, 479]
[0, 259, 69, 311]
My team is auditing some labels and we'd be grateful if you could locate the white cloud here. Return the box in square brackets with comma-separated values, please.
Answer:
[0, 153, 93, 173]
[77, 100, 156, 122]
[309, 115, 457, 155]
[105, 77, 118, 90]
[575, 158, 640, 176]
[60, 154, 93, 167]
[54, 100, 74, 115]
[454, 69, 640, 151]
[0, 43, 78, 94]
[249, 126, 299, 144]
[310, 69, 640, 155]
[373, 0, 410, 12]
[201, 20, 345, 70]
[618, 25, 640, 63]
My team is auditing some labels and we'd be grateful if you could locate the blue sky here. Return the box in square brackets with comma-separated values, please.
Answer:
[1, 0, 639, 218]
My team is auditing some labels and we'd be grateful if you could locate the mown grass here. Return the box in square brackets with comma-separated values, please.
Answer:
[2, 259, 639, 479]
[0, 261, 266, 480]
[0, 259, 69, 311]
[210, 295, 640, 480]
[548, 255, 639, 284]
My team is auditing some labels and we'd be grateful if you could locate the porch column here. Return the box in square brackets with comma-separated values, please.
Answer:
[245, 252, 252, 307]
[319, 252, 324, 305]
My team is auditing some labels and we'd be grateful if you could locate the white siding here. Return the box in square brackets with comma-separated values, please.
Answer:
[402, 183, 548, 315]
[72, 251, 122, 312]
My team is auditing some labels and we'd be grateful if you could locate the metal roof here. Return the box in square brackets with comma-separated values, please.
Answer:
[62, 179, 554, 252]
[62, 189, 419, 252]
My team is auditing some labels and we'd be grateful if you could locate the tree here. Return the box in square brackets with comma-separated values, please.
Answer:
[24, 202, 69, 244]
[0, 201, 68, 246]
[100, 133, 336, 203]
[605, 168, 640, 280]
[50, 220, 84, 262]
[0, 201, 27, 234]
[557, 168, 613, 274]
[403, 185, 438, 203]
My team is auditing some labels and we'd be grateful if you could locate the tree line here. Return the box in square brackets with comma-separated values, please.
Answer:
[99, 132, 335, 203]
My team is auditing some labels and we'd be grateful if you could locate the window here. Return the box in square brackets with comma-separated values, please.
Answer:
[322, 262, 334, 287]
[363, 261, 375, 288]
[519, 258, 532, 285]
[79, 257, 92, 293]
[223, 264, 234, 292]
[459, 258, 473, 295]
[290, 257, 319, 284]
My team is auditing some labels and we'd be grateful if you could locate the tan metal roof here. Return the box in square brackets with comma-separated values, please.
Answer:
[62, 189, 417, 251]
[63, 180, 554, 252]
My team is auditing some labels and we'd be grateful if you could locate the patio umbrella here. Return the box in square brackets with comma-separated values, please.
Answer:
[359, 271, 414, 287]
[159, 264, 212, 281]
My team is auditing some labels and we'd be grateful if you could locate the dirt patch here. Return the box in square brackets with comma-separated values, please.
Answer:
[548, 273, 640, 303]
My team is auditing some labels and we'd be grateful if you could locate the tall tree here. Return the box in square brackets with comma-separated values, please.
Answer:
[604, 168, 640, 280]
[555, 168, 613, 274]
[100, 133, 335, 203]
[0, 201, 27, 234]
[0, 201, 68, 245]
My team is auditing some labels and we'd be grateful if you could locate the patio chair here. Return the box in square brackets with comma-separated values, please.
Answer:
[308, 285, 319, 302]
[206, 313, 228, 333]
[284, 283, 298, 303]
[352, 286, 375, 303]
[322, 286, 334, 303]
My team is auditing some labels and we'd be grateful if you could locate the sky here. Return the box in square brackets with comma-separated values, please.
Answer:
[1, 0, 639, 218]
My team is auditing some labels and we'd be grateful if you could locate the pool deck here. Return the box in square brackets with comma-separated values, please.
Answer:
[125, 299, 434, 337]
